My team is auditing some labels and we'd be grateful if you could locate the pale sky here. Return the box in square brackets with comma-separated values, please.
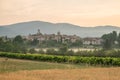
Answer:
[0, 0, 120, 27]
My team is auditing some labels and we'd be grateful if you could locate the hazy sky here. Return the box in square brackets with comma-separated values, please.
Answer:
[0, 0, 120, 27]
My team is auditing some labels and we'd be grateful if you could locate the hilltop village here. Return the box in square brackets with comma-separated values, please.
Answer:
[23, 29, 103, 46]
[0, 30, 119, 54]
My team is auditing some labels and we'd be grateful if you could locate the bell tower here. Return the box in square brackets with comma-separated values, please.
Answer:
[37, 29, 42, 35]
[38, 29, 40, 34]
[57, 31, 61, 35]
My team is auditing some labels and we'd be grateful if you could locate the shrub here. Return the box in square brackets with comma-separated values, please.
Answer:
[38, 49, 45, 54]
[29, 48, 36, 54]
[0, 52, 120, 66]
[46, 48, 57, 55]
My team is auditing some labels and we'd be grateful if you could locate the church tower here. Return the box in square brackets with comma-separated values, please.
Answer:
[57, 31, 61, 35]
[37, 29, 42, 35]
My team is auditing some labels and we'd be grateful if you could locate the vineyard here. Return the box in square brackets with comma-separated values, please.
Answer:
[0, 52, 120, 66]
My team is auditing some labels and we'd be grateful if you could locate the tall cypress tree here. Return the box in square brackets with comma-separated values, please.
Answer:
[117, 33, 120, 47]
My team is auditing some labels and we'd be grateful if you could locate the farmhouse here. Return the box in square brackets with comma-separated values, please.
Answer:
[83, 37, 103, 45]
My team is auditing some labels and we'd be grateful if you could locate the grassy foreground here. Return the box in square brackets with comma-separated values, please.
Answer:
[0, 68, 120, 80]
[0, 58, 120, 80]
[0, 57, 90, 72]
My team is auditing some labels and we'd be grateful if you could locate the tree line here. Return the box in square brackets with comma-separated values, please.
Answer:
[0, 35, 27, 53]
[102, 31, 120, 49]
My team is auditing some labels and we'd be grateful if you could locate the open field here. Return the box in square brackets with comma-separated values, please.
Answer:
[0, 67, 120, 80]
[0, 57, 120, 80]
[0, 57, 91, 72]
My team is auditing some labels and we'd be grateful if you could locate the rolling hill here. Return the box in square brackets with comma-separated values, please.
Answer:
[0, 21, 120, 37]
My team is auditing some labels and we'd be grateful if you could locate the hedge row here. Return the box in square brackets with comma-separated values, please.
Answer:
[0, 52, 120, 66]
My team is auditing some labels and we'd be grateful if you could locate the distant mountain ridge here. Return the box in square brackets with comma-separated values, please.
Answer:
[0, 21, 120, 37]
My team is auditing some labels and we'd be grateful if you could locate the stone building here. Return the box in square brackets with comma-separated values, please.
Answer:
[83, 37, 103, 45]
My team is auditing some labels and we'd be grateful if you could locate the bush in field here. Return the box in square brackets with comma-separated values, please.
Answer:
[74, 50, 120, 57]
[104, 50, 120, 57]
[66, 50, 74, 56]
[38, 49, 45, 54]
[75, 51, 93, 57]
[29, 48, 36, 54]
[21, 47, 28, 54]
[46, 48, 57, 54]
[58, 43, 68, 54]
[92, 50, 105, 57]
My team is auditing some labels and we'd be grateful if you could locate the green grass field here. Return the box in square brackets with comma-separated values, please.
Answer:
[0, 57, 91, 73]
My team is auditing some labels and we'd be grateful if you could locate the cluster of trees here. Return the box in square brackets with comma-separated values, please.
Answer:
[102, 31, 120, 49]
[0, 36, 74, 54]
[0, 35, 27, 53]
[28, 39, 83, 48]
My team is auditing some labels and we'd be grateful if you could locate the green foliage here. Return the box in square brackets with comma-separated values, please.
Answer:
[102, 31, 118, 49]
[58, 43, 68, 54]
[103, 39, 112, 50]
[69, 40, 83, 47]
[29, 48, 36, 54]
[30, 39, 39, 46]
[0, 52, 120, 66]
[0, 35, 28, 53]
[38, 49, 45, 54]
[117, 33, 120, 47]
[38, 40, 63, 48]
[112, 31, 117, 41]
[21, 47, 28, 54]
[0, 41, 13, 52]
[66, 50, 74, 56]
[13, 35, 24, 45]
[75, 51, 93, 57]
[75, 50, 120, 57]
[46, 48, 57, 54]
[45, 40, 58, 47]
